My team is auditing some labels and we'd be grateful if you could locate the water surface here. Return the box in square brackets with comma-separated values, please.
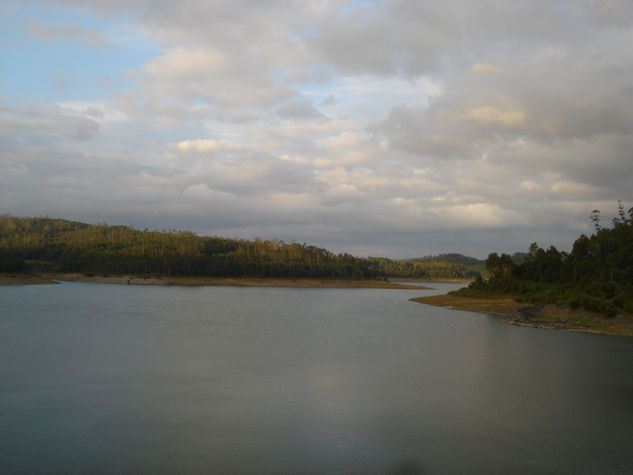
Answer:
[1, 281, 632, 473]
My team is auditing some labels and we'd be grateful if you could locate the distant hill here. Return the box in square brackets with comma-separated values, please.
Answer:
[402, 253, 484, 266]
[362, 253, 482, 280]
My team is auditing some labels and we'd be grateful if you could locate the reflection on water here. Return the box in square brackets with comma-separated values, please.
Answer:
[1, 281, 632, 474]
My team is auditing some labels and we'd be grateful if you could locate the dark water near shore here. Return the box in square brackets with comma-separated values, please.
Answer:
[1, 281, 632, 474]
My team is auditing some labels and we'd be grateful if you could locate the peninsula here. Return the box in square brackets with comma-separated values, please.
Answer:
[412, 204, 633, 336]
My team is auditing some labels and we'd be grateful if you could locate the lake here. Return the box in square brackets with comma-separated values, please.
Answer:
[1, 281, 632, 474]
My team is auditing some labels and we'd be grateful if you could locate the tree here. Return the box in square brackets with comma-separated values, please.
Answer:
[485, 253, 514, 281]
[590, 209, 601, 232]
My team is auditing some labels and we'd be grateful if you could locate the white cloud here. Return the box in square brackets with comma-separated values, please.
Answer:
[550, 181, 603, 198]
[139, 47, 297, 107]
[519, 180, 541, 193]
[4, 0, 633, 257]
[176, 139, 243, 153]
[181, 183, 236, 201]
[458, 106, 526, 127]
[468, 62, 502, 75]
[441, 203, 520, 228]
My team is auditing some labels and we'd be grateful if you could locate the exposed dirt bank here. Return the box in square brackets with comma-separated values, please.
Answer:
[0, 274, 60, 285]
[411, 294, 633, 336]
[392, 278, 473, 284]
[32, 273, 432, 290]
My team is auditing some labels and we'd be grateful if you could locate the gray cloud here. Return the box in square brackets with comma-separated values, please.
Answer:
[321, 95, 337, 107]
[26, 18, 105, 44]
[1, 104, 100, 143]
[4, 0, 633, 257]
[277, 101, 327, 121]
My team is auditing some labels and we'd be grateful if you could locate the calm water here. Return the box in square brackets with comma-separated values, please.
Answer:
[1, 281, 632, 474]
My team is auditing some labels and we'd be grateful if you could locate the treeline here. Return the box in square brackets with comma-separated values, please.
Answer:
[455, 203, 633, 317]
[363, 254, 482, 280]
[409, 253, 483, 266]
[0, 216, 374, 279]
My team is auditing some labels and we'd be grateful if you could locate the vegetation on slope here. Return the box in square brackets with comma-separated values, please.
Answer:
[0, 216, 374, 279]
[0, 215, 483, 281]
[363, 254, 483, 280]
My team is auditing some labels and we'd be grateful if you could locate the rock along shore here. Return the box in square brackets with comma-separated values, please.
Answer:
[411, 294, 633, 337]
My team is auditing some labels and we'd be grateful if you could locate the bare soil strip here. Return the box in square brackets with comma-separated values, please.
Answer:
[0, 275, 60, 285]
[411, 294, 633, 336]
[1, 273, 431, 290]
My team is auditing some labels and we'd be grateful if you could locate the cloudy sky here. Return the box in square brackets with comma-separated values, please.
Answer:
[1, 0, 632, 258]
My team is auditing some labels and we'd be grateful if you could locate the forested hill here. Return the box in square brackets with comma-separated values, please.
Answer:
[362, 254, 483, 280]
[0, 215, 485, 281]
[0, 216, 374, 279]
[455, 204, 633, 317]
[406, 253, 483, 266]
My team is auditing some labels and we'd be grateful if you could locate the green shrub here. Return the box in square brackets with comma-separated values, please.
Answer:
[601, 302, 618, 318]
[0, 257, 28, 272]
[584, 297, 602, 313]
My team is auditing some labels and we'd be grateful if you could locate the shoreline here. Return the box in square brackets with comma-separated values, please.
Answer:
[1, 273, 432, 290]
[0, 275, 60, 285]
[411, 294, 633, 336]
[392, 277, 473, 284]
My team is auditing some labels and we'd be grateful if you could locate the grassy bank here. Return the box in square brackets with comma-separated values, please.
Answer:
[1, 272, 431, 289]
[411, 294, 633, 336]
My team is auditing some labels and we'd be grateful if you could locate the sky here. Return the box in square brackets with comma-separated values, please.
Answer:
[1, 0, 632, 259]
